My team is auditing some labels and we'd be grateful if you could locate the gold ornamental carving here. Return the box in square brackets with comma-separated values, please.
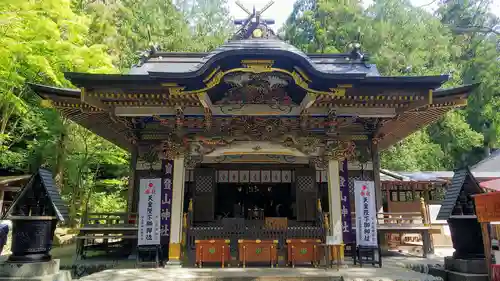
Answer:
[322, 140, 356, 161]
[184, 155, 203, 169]
[160, 60, 348, 98]
[281, 135, 322, 155]
[241, 60, 274, 72]
[160, 137, 187, 160]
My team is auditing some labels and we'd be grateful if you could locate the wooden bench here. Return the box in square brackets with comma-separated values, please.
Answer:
[286, 239, 321, 267]
[195, 239, 231, 268]
[76, 212, 138, 260]
[83, 213, 137, 226]
[238, 239, 278, 268]
[75, 233, 137, 259]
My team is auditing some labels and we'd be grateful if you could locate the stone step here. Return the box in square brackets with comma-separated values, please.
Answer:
[444, 257, 487, 274]
[0, 270, 71, 281]
[447, 270, 488, 281]
[0, 260, 60, 278]
[428, 267, 488, 281]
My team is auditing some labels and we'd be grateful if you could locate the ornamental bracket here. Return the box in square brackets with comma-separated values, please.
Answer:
[322, 140, 356, 161]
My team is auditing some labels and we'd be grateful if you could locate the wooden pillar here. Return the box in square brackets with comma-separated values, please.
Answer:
[0, 189, 4, 217]
[327, 159, 344, 262]
[371, 141, 383, 212]
[127, 146, 138, 214]
[385, 184, 391, 212]
[411, 183, 416, 202]
[481, 222, 492, 281]
[168, 157, 186, 265]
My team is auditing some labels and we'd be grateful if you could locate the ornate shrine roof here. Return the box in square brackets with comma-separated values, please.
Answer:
[128, 39, 381, 77]
[28, 3, 477, 154]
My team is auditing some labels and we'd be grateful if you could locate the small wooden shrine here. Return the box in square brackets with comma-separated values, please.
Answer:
[437, 167, 485, 259]
[29, 3, 476, 267]
[436, 167, 490, 281]
[2, 168, 69, 263]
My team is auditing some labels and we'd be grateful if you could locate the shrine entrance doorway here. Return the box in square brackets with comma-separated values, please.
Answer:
[215, 183, 294, 221]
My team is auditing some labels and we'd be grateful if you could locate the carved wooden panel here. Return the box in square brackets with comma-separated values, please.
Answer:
[295, 168, 317, 222]
[194, 168, 215, 222]
[261, 171, 271, 183]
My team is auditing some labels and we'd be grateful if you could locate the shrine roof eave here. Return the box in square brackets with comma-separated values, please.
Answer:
[376, 83, 478, 150]
[434, 83, 477, 97]
[29, 81, 477, 152]
[29, 83, 80, 98]
[64, 71, 449, 90]
[28, 83, 135, 151]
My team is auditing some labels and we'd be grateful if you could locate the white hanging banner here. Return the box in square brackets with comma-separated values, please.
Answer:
[138, 178, 162, 246]
[354, 180, 378, 247]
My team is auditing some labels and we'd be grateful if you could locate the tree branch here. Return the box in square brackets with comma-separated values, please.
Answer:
[448, 25, 500, 35]
[416, 0, 438, 8]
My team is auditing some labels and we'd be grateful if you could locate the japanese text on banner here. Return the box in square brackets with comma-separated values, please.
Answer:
[339, 159, 354, 243]
[354, 180, 378, 247]
[138, 178, 161, 245]
[160, 159, 174, 245]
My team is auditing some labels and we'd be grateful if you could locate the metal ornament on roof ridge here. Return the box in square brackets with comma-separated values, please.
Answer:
[134, 44, 160, 67]
[233, 0, 276, 40]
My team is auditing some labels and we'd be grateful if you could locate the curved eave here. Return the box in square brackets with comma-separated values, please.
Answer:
[29, 83, 80, 98]
[434, 83, 479, 97]
[63, 70, 449, 94]
[377, 84, 477, 150]
[64, 73, 155, 88]
[360, 76, 449, 88]
[28, 83, 134, 150]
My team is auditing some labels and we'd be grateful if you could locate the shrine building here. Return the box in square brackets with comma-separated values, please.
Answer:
[29, 9, 475, 267]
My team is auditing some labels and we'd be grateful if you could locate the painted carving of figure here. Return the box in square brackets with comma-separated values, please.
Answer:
[217, 73, 293, 105]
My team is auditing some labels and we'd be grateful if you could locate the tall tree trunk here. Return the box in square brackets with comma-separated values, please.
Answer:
[54, 120, 67, 192]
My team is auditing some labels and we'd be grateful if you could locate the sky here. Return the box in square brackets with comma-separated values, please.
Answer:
[228, 0, 500, 31]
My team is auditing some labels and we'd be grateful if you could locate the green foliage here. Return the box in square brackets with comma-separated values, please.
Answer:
[74, 0, 195, 70]
[427, 111, 484, 168]
[0, 0, 115, 155]
[283, 0, 499, 170]
[74, 0, 233, 71]
[284, 0, 364, 53]
[176, 0, 234, 51]
[0, 0, 126, 224]
[381, 131, 446, 171]
[0, 0, 233, 224]
[437, 0, 500, 150]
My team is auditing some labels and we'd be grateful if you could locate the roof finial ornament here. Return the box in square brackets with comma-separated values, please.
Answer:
[233, 0, 276, 40]
[133, 43, 160, 68]
[348, 27, 367, 62]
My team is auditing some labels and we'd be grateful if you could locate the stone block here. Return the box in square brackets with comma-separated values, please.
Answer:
[0, 259, 70, 281]
[0, 270, 71, 281]
[447, 270, 488, 281]
[444, 256, 487, 274]
[0, 260, 60, 278]
[428, 267, 448, 280]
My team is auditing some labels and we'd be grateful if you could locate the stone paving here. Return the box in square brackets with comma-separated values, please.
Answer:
[77, 248, 455, 281]
[0, 247, 454, 280]
[77, 257, 446, 281]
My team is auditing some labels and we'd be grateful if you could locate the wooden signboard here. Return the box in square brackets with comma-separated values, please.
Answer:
[473, 192, 500, 223]
[472, 192, 500, 281]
